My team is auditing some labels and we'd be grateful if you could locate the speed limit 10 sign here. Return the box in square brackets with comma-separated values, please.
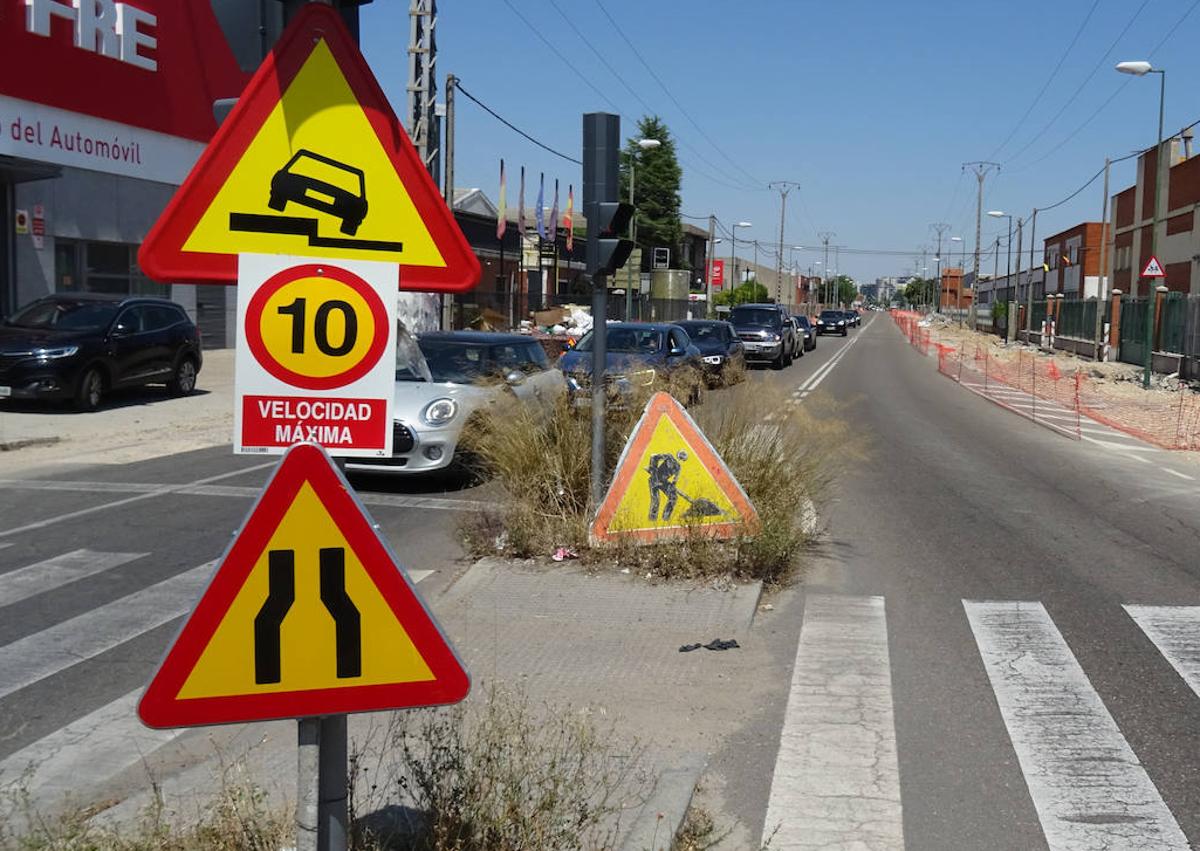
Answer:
[234, 254, 396, 456]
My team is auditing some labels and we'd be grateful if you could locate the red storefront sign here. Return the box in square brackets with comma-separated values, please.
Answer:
[710, 259, 725, 288]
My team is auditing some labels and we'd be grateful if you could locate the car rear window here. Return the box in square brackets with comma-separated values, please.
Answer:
[6, 299, 120, 331]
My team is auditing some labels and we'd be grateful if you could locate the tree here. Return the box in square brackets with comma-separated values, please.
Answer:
[620, 116, 682, 270]
[903, 277, 936, 306]
[835, 275, 857, 306]
[714, 279, 769, 306]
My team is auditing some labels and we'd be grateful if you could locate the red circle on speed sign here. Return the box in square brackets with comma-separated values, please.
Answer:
[244, 264, 390, 391]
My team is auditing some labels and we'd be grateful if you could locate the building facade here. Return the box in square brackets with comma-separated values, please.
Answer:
[1043, 222, 1108, 299]
[1110, 138, 1200, 297]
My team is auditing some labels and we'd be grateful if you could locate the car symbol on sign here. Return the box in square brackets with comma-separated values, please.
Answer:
[268, 150, 368, 236]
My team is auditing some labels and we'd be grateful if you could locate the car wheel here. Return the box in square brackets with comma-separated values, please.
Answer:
[772, 350, 785, 370]
[842, 329, 848, 336]
[167, 356, 198, 396]
[268, 193, 287, 212]
[74, 366, 104, 412]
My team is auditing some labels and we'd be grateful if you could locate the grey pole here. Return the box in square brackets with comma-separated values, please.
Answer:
[769, 181, 799, 305]
[705, 214, 717, 315]
[1095, 157, 1111, 355]
[1145, 70, 1166, 388]
[931, 223, 950, 312]
[626, 156, 635, 321]
[1013, 217, 1024, 343]
[1003, 217, 1013, 342]
[296, 719, 321, 851]
[1024, 208, 1037, 339]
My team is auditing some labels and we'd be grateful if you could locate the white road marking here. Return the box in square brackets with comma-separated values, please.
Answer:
[964, 601, 1188, 850]
[0, 550, 146, 608]
[1078, 439, 1159, 453]
[0, 463, 276, 539]
[1126, 606, 1200, 698]
[1162, 468, 1195, 481]
[0, 568, 434, 803]
[0, 562, 214, 700]
[762, 594, 903, 849]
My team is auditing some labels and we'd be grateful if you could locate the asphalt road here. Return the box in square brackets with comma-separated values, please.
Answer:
[734, 313, 1200, 850]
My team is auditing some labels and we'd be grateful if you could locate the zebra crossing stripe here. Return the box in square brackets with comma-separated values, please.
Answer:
[762, 594, 903, 849]
[0, 550, 147, 608]
[0, 562, 214, 701]
[964, 601, 1188, 850]
[1125, 606, 1200, 698]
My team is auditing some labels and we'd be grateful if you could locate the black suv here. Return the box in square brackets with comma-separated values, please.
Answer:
[728, 303, 797, 368]
[0, 294, 202, 411]
[816, 309, 849, 336]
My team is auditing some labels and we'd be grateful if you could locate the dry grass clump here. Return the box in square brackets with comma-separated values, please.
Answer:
[0, 767, 288, 851]
[460, 376, 860, 586]
[349, 688, 651, 851]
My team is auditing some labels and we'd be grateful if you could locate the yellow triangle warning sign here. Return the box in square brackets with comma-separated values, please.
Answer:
[139, 443, 469, 728]
[138, 4, 479, 292]
[591, 392, 758, 544]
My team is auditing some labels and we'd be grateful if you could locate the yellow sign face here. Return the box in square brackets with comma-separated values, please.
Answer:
[182, 39, 445, 267]
[179, 482, 432, 699]
[591, 392, 758, 544]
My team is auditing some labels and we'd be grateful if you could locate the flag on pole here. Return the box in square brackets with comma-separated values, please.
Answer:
[535, 172, 546, 240]
[550, 179, 559, 244]
[517, 166, 526, 239]
[497, 159, 507, 240]
[565, 184, 574, 252]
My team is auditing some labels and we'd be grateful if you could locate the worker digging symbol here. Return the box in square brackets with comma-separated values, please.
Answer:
[228, 149, 404, 253]
[646, 450, 726, 522]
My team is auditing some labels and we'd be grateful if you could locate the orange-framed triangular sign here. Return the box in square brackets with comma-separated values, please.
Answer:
[138, 4, 480, 293]
[590, 392, 758, 545]
[139, 442, 469, 728]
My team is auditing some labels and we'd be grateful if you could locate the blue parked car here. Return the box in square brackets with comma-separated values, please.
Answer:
[558, 322, 705, 404]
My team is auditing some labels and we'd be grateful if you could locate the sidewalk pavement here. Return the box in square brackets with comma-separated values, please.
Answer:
[91, 558, 773, 850]
[0, 349, 235, 475]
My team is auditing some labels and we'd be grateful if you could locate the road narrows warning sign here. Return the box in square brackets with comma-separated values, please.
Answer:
[137, 4, 479, 292]
[138, 443, 469, 728]
[591, 392, 758, 544]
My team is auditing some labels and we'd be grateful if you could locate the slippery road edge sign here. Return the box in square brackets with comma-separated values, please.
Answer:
[138, 442, 469, 728]
[590, 391, 759, 545]
[137, 4, 480, 292]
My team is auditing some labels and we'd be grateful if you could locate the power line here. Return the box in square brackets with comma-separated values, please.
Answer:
[455, 81, 582, 165]
[591, 0, 764, 189]
[986, 0, 1102, 162]
[1003, 0, 1152, 167]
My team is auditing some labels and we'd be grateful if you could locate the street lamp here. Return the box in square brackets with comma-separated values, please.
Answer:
[1116, 59, 1166, 389]
[625, 138, 662, 320]
[731, 221, 752, 287]
[989, 211, 1014, 341]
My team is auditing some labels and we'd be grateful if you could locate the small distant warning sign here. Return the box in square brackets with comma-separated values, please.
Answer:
[591, 392, 758, 544]
[139, 443, 469, 728]
[1142, 256, 1166, 278]
[138, 4, 479, 292]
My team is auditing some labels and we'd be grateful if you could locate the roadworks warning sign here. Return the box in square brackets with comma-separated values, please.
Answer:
[590, 392, 758, 544]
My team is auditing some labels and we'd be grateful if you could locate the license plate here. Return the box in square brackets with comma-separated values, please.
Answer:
[0, 386, 10, 398]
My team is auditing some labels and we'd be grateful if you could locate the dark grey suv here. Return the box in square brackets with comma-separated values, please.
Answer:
[729, 303, 797, 368]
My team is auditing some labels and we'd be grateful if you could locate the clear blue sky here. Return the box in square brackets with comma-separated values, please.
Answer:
[360, 0, 1200, 284]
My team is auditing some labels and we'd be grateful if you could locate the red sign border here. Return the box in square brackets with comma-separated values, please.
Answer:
[1142, 255, 1166, 278]
[244, 263, 389, 391]
[138, 443, 470, 728]
[137, 4, 480, 292]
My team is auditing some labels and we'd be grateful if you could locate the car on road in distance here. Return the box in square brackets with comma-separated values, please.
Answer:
[342, 329, 565, 477]
[844, 308, 861, 327]
[815, 309, 849, 336]
[675, 319, 746, 385]
[792, 315, 816, 351]
[558, 322, 705, 403]
[0, 293, 202, 412]
[728, 303, 797, 368]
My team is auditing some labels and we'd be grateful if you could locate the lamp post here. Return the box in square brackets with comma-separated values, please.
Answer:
[989, 211, 1013, 341]
[626, 138, 661, 320]
[731, 221, 752, 291]
[1116, 60, 1166, 389]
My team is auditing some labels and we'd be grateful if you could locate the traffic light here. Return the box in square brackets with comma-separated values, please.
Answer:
[590, 201, 635, 276]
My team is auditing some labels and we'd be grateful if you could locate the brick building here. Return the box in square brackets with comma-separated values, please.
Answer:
[1110, 136, 1200, 296]
[1043, 222, 1109, 299]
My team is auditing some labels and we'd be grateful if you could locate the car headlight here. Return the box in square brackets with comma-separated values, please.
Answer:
[768, 333, 781, 342]
[837, 320, 845, 326]
[702, 355, 723, 365]
[816, 319, 824, 325]
[629, 369, 656, 386]
[34, 345, 79, 360]
[421, 397, 458, 426]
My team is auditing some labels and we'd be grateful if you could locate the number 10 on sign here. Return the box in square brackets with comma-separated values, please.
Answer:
[234, 254, 397, 457]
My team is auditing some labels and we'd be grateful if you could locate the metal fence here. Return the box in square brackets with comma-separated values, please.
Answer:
[1056, 299, 1097, 340]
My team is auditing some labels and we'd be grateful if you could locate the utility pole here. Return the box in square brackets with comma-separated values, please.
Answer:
[769, 181, 800, 305]
[1095, 157, 1112, 354]
[1025, 208, 1038, 338]
[443, 74, 455, 205]
[963, 161, 1000, 291]
[818, 231, 835, 307]
[931, 222, 950, 312]
[1013, 217, 1024, 343]
[407, 0, 439, 178]
[705, 214, 717, 316]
